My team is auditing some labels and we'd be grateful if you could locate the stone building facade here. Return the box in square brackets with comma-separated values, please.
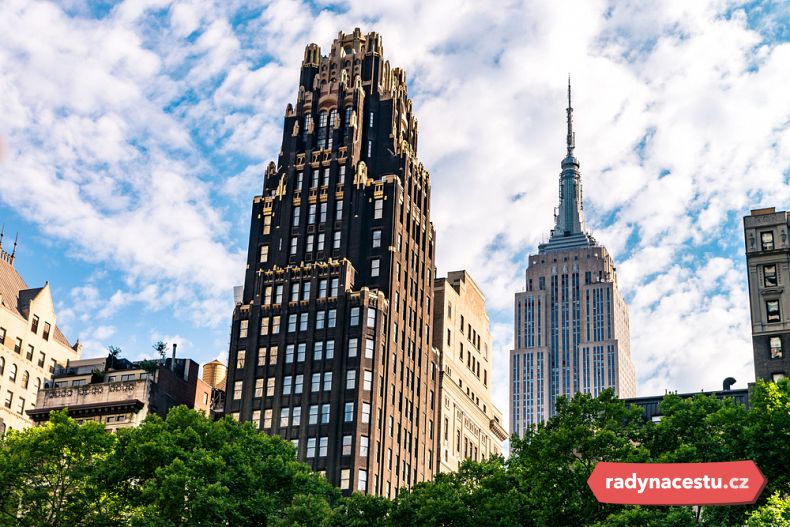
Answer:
[0, 240, 80, 434]
[743, 207, 790, 382]
[224, 29, 439, 497]
[432, 271, 507, 473]
[510, 84, 636, 434]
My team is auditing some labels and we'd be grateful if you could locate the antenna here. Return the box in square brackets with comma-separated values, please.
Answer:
[0, 224, 4, 249]
[11, 233, 18, 260]
[566, 75, 575, 155]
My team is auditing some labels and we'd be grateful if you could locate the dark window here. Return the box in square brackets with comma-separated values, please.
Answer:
[43, 322, 51, 341]
[767, 300, 781, 323]
[770, 337, 783, 359]
[31, 315, 39, 334]
[764, 264, 778, 287]
[761, 231, 775, 251]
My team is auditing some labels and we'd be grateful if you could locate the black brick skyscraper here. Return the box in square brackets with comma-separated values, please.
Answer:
[225, 29, 439, 497]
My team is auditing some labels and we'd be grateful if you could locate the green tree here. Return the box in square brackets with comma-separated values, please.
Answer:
[0, 410, 118, 527]
[746, 493, 790, 527]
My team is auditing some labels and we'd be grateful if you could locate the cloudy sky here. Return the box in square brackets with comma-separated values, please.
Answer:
[1, 0, 789, 431]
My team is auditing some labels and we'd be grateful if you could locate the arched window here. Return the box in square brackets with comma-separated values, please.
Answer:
[9, 363, 17, 382]
[35, 377, 41, 392]
[22, 371, 29, 389]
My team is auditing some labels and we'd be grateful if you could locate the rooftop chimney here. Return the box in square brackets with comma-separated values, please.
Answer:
[171, 343, 177, 372]
[723, 377, 736, 391]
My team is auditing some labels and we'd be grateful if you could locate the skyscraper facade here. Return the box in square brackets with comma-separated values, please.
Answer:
[225, 29, 439, 497]
[743, 206, 790, 382]
[510, 84, 636, 434]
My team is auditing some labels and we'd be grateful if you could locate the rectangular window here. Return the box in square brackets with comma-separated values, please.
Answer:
[335, 200, 343, 221]
[42, 322, 51, 341]
[239, 320, 248, 338]
[320, 202, 327, 223]
[367, 307, 376, 328]
[263, 215, 272, 235]
[326, 341, 334, 359]
[367, 140, 373, 158]
[272, 316, 281, 334]
[342, 435, 352, 455]
[280, 408, 290, 428]
[319, 279, 328, 298]
[314, 341, 324, 360]
[302, 281, 311, 300]
[764, 264, 778, 287]
[307, 438, 316, 458]
[372, 230, 382, 248]
[344, 402, 354, 422]
[317, 233, 325, 251]
[362, 402, 371, 423]
[30, 316, 39, 333]
[363, 370, 373, 391]
[360, 436, 369, 457]
[350, 307, 360, 326]
[374, 199, 383, 219]
[275, 285, 283, 304]
[236, 350, 246, 369]
[330, 278, 339, 297]
[349, 337, 358, 357]
[294, 374, 303, 394]
[300, 313, 308, 332]
[371, 258, 380, 277]
[259, 245, 269, 263]
[346, 370, 356, 389]
[290, 237, 298, 255]
[306, 234, 314, 252]
[339, 165, 346, 184]
[365, 338, 375, 359]
[312, 373, 321, 392]
[767, 300, 781, 323]
[340, 469, 350, 490]
[761, 231, 775, 251]
[296, 171, 303, 191]
[297, 343, 306, 362]
[770, 336, 783, 359]
[260, 316, 270, 336]
[263, 409, 272, 428]
[26, 345, 34, 361]
[38, 351, 45, 367]
[233, 381, 243, 400]
[316, 310, 325, 329]
[319, 437, 328, 457]
[321, 404, 330, 423]
[270, 346, 278, 364]
[288, 315, 297, 333]
[267, 378, 275, 396]
[264, 286, 273, 305]
[328, 309, 337, 327]
[323, 372, 333, 391]
[292, 407, 301, 426]
[369, 111, 374, 128]
[358, 469, 367, 492]
[290, 283, 300, 302]
[256, 378, 265, 397]
[309, 405, 318, 424]
[292, 206, 301, 227]
[308, 204, 316, 224]
[333, 231, 341, 249]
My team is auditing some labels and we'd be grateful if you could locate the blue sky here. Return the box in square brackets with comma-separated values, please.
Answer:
[1, 0, 789, 431]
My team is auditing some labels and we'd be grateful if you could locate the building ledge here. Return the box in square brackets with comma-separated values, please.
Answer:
[26, 399, 145, 422]
[489, 418, 508, 441]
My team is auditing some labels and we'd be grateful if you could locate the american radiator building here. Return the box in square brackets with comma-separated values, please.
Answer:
[510, 84, 636, 433]
[225, 29, 439, 497]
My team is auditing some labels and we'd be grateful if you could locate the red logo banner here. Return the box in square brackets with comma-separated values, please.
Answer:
[587, 461, 767, 505]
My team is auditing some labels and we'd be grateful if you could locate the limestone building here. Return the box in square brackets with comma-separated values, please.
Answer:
[433, 271, 507, 473]
[743, 207, 790, 382]
[0, 238, 80, 434]
[224, 29, 439, 497]
[510, 84, 636, 433]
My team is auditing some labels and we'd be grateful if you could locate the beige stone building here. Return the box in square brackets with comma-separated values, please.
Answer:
[433, 271, 507, 473]
[0, 243, 80, 434]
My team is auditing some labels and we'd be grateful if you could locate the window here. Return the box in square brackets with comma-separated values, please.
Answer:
[311, 171, 319, 188]
[314, 341, 324, 360]
[326, 341, 335, 359]
[330, 278, 339, 297]
[290, 237, 298, 255]
[296, 171, 303, 191]
[306, 234, 314, 252]
[31, 315, 39, 334]
[320, 202, 328, 223]
[308, 204, 317, 224]
[26, 345, 34, 361]
[283, 376, 292, 395]
[4, 391, 12, 408]
[360, 436, 369, 457]
[372, 230, 382, 248]
[292, 407, 301, 426]
[263, 215, 272, 235]
[302, 282, 311, 300]
[324, 372, 333, 391]
[761, 231, 775, 251]
[374, 199, 383, 219]
[316, 310, 325, 329]
[0, 357, 4, 375]
[294, 374, 303, 394]
[365, 338, 374, 359]
[764, 264, 778, 287]
[275, 285, 283, 303]
[350, 307, 360, 326]
[307, 438, 316, 458]
[333, 231, 341, 249]
[767, 300, 781, 323]
[349, 338, 358, 357]
[290, 283, 300, 302]
[358, 469, 367, 492]
[280, 408, 290, 427]
[368, 111, 374, 128]
[340, 469, 351, 490]
[362, 402, 371, 423]
[263, 409, 273, 428]
[344, 402, 354, 422]
[260, 317, 270, 336]
[9, 363, 17, 382]
[270, 346, 279, 364]
[267, 378, 275, 396]
[319, 437, 328, 457]
[42, 322, 51, 340]
[772, 373, 786, 382]
[339, 165, 346, 185]
[371, 258, 380, 277]
[0, 327, 5, 345]
[342, 435, 352, 455]
[292, 206, 301, 227]
[335, 200, 343, 221]
[770, 337, 783, 359]
[16, 397, 25, 414]
[288, 315, 297, 333]
[272, 316, 281, 334]
[317, 233, 325, 251]
[264, 286, 273, 305]
[236, 350, 246, 369]
[233, 381, 243, 400]
[300, 313, 308, 332]
[309, 405, 319, 424]
[367, 140, 373, 158]
[21, 371, 29, 389]
[346, 370, 356, 389]
[321, 403, 330, 423]
[363, 370, 373, 391]
[367, 308, 376, 328]
[239, 320, 248, 338]
[319, 279, 328, 298]
[328, 309, 337, 328]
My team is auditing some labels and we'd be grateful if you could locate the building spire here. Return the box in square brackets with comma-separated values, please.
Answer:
[538, 80, 597, 254]
[566, 75, 575, 156]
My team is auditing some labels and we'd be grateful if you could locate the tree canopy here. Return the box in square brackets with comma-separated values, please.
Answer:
[1, 380, 788, 527]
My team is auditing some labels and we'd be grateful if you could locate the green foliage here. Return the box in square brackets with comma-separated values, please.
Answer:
[1, 383, 788, 527]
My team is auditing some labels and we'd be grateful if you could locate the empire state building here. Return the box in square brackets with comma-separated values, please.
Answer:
[510, 83, 636, 432]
